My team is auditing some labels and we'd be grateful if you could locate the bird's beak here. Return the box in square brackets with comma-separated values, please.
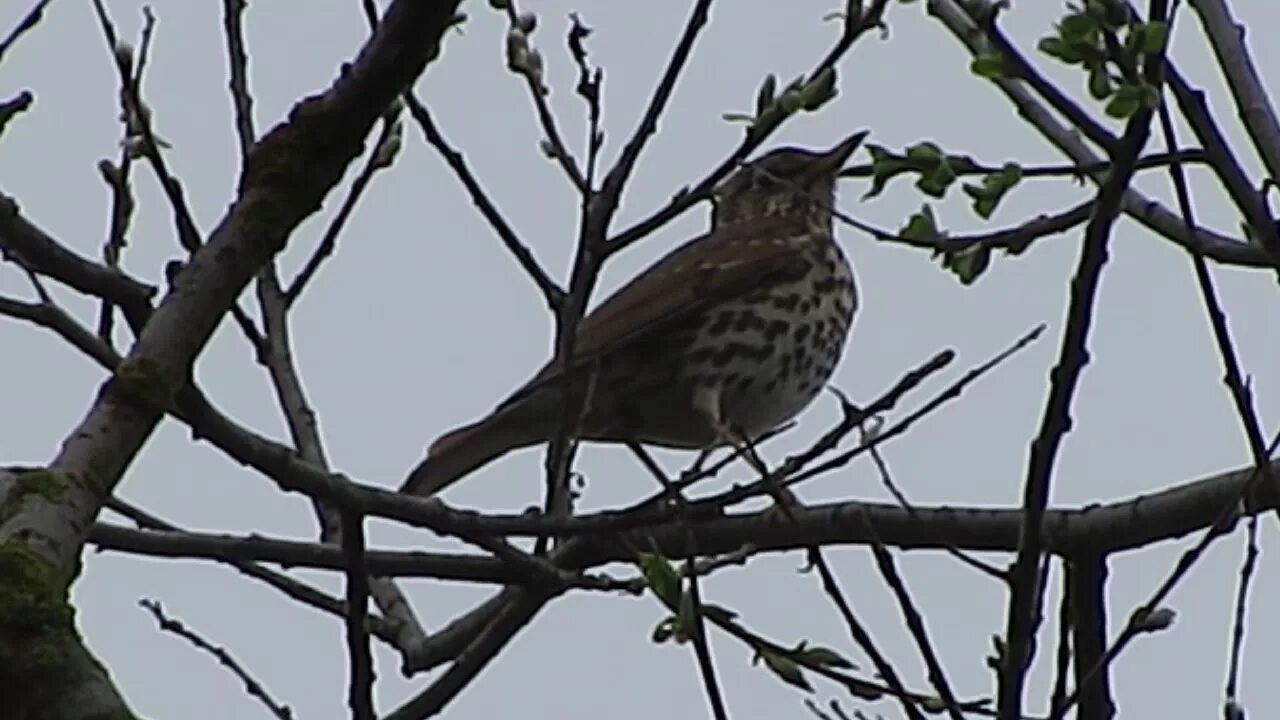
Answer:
[813, 130, 869, 177]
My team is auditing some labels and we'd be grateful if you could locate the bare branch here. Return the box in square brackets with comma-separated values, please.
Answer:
[0, 0, 51, 66]
[284, 108, 400, 304]
[810, 548, 930, 720]
[221, 0, 255, 157]
[1051, 428, 1280, 720]
[0, 90, 33, 141]
[1000, 1, 1168, 713]
[139, 598, 294, 720]
[403, 95, 565, 310]
[1190, 0, 1280, 191]
[928, 0, 1275, 270]
[1224, 514, 1259, 705]
[340, 510, 375, 720]
[1066, 555, 1113, 720]
[864, 532, 965, 720]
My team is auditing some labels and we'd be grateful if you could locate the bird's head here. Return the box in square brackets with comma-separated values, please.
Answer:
[712, 131, 867, 228]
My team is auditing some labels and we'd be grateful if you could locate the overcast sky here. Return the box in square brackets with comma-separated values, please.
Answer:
[4, 1, 1280, 718]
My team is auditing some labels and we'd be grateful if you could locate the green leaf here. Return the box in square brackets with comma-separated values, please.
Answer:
[639, 553, 682, 607]
[760, 649, 813, 692]
[905, 141, 943, 161]
[901, 204, 939, 241]
[1038, 36, 1082, 64]
[1088, 66, 1113, 100]
[916, 158, 957, 198]
[962, 163, 1022, 219]
[862, 144, 911, 200]
[1137, 81, 1161, 109]
[970, 52, 1008, 79]
[997, 162, 1023, 186]
[962, 183, 997, 219]
[1085, 0, 1124, 30]
[651, 616, 676, 643]
[1135, 20, 1168, 55]
[755, 74, 777, 117]
[942, 244, 991, 285]
[801, 67, 838, 111]
[1058, 12, 1098, 43]
[1104, 84, 1141, 118]
[777, 89, 804, 115]
[797, 645, 857, 669]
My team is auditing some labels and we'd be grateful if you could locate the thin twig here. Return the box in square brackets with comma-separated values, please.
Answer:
[785, 326, 1043, 489]
[606, 0, 891, 254]
[863, 524, 965, 720]
[686, 559, 732, 720]
[809, 548, 929, 720]
[221, 0, 255, 157]
[403, 95, 564, 310]
[1157, 79, 1278, 517]
[102, 499, 404, 642]
[501, 0, 586, 192]
[139, 598, 294, 720]
[285, 109, 400, 304]
[858, 434, 1005, 580]
[594, 0, 714, 233]
[0, 0, 52, 66]
[341, 509, 375, 720]
[1224, 514, 1259, 704]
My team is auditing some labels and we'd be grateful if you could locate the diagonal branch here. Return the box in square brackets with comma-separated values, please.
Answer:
[1189, 0, 1280, 193]
[999, 2, 1168, 716]
[404, 95, 565, 310]
[0, 0, 52, 66]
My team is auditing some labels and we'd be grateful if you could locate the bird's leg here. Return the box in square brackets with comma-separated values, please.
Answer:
[691, 387, 798, 520]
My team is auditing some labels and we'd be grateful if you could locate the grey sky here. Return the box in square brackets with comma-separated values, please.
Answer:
[3, 0, 1280, 717]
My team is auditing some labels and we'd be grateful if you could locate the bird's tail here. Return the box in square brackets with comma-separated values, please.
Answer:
[401, 410, 544, 497]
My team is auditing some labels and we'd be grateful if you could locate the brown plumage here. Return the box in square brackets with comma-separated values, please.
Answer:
[403, 132, 867, 496]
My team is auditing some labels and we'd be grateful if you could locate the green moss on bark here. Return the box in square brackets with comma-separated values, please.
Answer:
[0, 542, 77, 710]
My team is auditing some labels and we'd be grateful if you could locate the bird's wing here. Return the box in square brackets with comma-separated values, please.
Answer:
[499, 216, 813, 407]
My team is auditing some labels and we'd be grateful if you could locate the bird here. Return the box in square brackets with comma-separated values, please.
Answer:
[403, 131, 867, 497]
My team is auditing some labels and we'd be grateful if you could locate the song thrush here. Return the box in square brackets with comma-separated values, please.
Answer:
[403, 131, 866, 496]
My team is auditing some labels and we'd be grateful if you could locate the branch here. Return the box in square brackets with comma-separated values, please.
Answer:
[341, 510, 375, 720]
[0, 0, 51, 66]
[810, 549, 929, 720]
[594, 0, 714, 235]
[1050, 428, 1280, 720]
[1000, 1, 1167, 712]
[5, 0, 466, 573]
[1189, 0, 1280, 197]
[865, 527, 966, 720]
[606, 0, 891, 254]
[0, 192, 156, 327]
[928, 0, 1274, 270]
[404, 94, 565, 310]
[96, 502, 403, 643]
[1066, 555, 1113, 720]
[221, 0, 255, 158]
[1165, 64, 1280, 264]
[0, 90, 33, 141]
[139, 598, 293, 720]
